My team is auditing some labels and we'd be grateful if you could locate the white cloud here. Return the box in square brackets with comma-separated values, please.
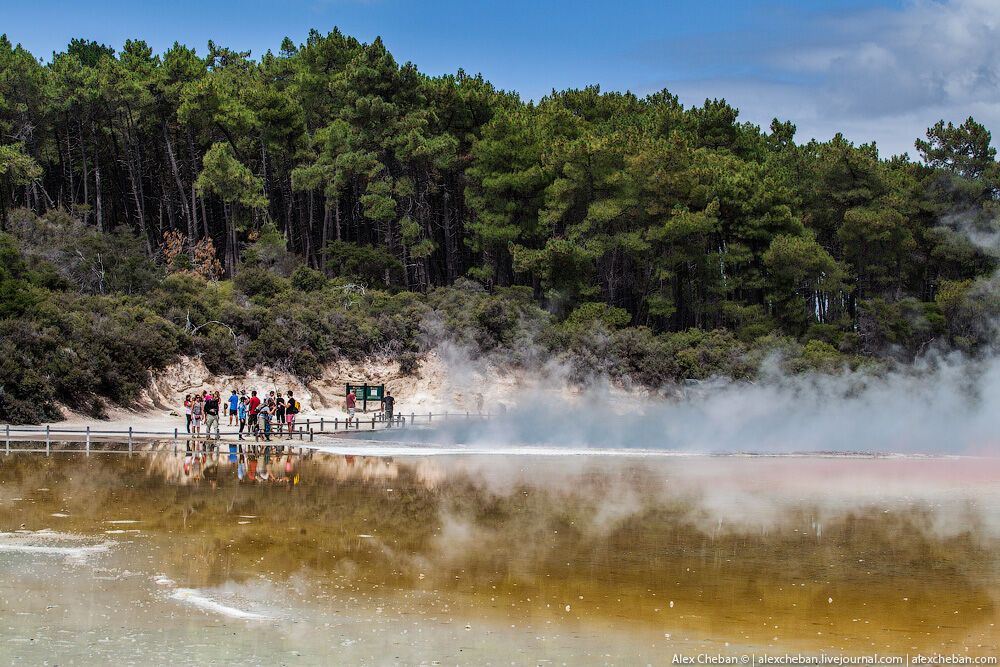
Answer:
[641, 0, 1000, 157]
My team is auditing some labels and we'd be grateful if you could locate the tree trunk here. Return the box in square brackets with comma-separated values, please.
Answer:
[162, 122, 194, 243]
[94, 147, 103, 233]
[443, 189, 454, 283]
[186, 128, 201, 229]
[80, 122, 89, 225]
[322, 198, 330, 266]
[64, 125, 74, 210]
[224, 201, 236, 276]
[334, 198, 341, 242]
[304, 189, 314, 267]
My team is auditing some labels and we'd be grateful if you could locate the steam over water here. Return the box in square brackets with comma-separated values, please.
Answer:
[0, 447, 996, 664]
[379, 353, 1000, 455]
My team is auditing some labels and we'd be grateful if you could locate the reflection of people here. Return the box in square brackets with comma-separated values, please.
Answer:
[382, 390, 395, 427]
[203, 461, 218, 489]
[346, 389, 356, 425]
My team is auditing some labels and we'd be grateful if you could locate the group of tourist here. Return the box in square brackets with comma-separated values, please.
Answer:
[183, 389, 301, 441]
[182, 386, 399, 440]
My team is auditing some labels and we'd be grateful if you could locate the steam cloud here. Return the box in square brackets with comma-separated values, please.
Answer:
[393, 207, 1000, 457]
[407, 352, 998, 454]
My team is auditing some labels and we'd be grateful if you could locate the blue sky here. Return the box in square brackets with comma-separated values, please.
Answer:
[4, 0, 995, 157]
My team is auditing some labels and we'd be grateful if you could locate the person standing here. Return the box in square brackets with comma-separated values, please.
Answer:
[191, 396, 204, 437]
[257, 400, 273, 442]
[184, 394, 193, 433]
[275, 395, 286, 436]
[248, 390, 261, 436]
[237, 395, 248, 440]
[382, 390, 395, 428]
[346, 389, 356, 425]
[228, 390, 239, 426]
[285, 390, 299, 440]
[204, 391, 220, 440]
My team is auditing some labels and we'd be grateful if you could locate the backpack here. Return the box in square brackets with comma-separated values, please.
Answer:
[294, 399, 301, 411]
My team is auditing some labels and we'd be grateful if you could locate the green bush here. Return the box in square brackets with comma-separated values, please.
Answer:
[234, 266, 287, 298]
[566, 302, 632, 330]
[857, 298, 946, 357]
[291, 265, 327, 292]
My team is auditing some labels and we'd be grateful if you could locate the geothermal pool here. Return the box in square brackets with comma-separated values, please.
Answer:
[0, 446, 997, 664]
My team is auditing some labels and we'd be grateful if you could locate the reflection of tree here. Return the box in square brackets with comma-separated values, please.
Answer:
[0, 453, 995, 652]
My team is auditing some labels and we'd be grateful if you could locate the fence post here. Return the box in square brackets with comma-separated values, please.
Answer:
[309, 429, 314, 442]
[429, 412, 433, 423]
[46, 425, 50, 455]
[128, 426, 133, 453]
[5, 424, 9, 454]
[371, 416, 375, 430]
[320, 417, 324, 432]
[334, 418, 339, 431]
[86, 426, 90, 455]
[410, 412, 414, 426]
[306, 418, 310, 431]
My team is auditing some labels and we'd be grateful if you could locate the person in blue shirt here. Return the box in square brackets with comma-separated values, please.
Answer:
[237, 396, 248, 441]
[227, 390, 240, 426]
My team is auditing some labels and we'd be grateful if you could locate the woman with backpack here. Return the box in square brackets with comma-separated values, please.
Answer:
[191, 395, 204, 437]
[257, 399, 273, 442]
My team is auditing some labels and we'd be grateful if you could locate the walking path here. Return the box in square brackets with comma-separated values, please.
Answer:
[0, 411, 490, 450]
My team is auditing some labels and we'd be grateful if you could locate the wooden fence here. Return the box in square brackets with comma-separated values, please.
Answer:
[0, 411, 492, 454]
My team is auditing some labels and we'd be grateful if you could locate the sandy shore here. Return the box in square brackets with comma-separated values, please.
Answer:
[21, 349, 514, 437]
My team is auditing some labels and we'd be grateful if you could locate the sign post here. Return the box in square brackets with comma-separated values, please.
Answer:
[346, 383, 385, 414]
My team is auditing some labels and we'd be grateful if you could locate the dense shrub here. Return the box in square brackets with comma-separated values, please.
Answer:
[291, 265, 327, 292]
[857, 297, 947, 358]
[234, 266, 287, 299]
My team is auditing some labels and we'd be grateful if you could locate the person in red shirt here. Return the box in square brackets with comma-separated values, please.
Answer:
[247, 390, 261, 435]
[346, 389, 357, 425]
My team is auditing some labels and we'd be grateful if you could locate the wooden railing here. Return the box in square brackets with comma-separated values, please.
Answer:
[0, 411, 493, 454]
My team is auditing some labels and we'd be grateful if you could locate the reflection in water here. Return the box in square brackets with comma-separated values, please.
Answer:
[0, 448, 997, 663]
[170, 439, 306, 487]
